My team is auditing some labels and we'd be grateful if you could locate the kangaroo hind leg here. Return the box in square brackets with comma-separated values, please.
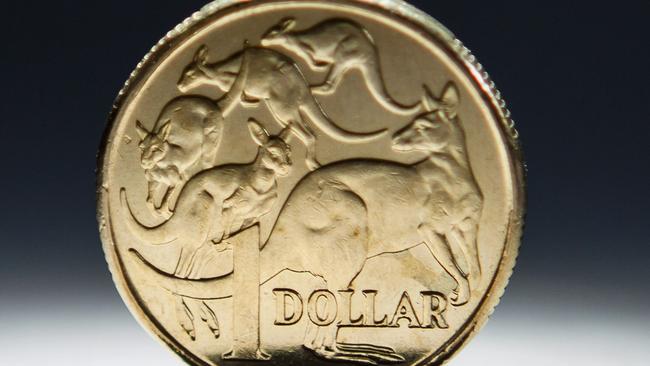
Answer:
[457, 219, 482, 288]
[418, 225, 471, 306]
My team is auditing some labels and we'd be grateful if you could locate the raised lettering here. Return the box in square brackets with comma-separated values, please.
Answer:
[273, 289, 303, 326]
[388, 291, 420, 328]
[338, 290, 364, 326]
[307, 290, 337, 326]
[421, 291, 449, 329]
[362, 290, 388, 326]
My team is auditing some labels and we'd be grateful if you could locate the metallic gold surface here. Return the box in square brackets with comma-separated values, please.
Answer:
[97, 1, 525, 365]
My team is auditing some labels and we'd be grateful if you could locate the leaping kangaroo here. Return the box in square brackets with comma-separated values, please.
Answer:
[178, 45, 385, 170]
[123, 84, 483, 365]
[261, 18, 423, 116]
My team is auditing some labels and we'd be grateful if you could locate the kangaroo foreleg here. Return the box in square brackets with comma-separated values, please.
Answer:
[312, 60, 351, 95]
[145, 180, 159, 204]
[146, 180, 170, 214]
[240, 91, 261, 108]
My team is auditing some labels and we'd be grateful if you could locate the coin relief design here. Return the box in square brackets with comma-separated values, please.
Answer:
[98, 1, 524, 365]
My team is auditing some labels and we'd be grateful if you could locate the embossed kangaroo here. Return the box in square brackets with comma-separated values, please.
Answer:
[124, 119, 292, 278]
[261, 18, 422, 115]
[126, 84, 483, 365]
[178, 45, 385, 170]
[135, 96, 224, 217]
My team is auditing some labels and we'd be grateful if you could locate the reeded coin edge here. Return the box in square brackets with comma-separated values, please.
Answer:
[96, 1, 526, 365]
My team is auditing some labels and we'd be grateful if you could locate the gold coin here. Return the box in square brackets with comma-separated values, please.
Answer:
[97, 1, 525, 365]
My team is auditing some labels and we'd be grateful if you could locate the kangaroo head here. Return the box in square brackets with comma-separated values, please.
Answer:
[177, 45, 211, 92]
[261, 18, 297, 47]
[136, 120, 171, 170]
[248, 119, 292, 177]
[392, 83, 460, 153]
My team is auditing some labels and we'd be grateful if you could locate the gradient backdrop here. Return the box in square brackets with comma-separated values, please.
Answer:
[0, 1, 648, 365]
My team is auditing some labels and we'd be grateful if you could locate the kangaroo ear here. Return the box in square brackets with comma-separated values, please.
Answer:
[441, 83, 460, 118]
[194, 45, 209, 64]
[421, 85, 440, 112]
[280, 17, 296, 32]
[135, 120, 149, 140]
[158, 121, 172, 140]
[247, 119, 270, 146]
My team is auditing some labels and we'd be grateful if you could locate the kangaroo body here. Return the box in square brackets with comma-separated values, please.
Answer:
[262, 18, 422, 115]
[135, 96, 223, 216]
[178, 46, 385, 170]
[133, 156, 480, 300]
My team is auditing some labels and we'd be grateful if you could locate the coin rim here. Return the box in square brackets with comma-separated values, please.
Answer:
[96, 1, 526, 365]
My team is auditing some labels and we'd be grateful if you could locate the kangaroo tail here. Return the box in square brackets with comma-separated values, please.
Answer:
[130, 249, 234, 300]
[361, 62, 422, 116]
[301, 100, 387, 143]
[120, 189, 177, 245]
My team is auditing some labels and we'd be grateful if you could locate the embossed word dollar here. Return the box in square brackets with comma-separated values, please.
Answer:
[98, 1, 524, 365]
[273, 289, 449, 329]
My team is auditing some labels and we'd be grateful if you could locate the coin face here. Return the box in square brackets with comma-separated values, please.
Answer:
[97, 0, 524, 365]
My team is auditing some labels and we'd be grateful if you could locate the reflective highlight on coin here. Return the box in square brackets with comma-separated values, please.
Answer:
[97, 1, 525, 365]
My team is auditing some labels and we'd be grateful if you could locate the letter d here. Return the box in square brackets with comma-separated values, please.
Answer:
[273, 289, 304, 325]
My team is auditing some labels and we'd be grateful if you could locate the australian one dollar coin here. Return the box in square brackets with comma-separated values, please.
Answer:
[97, 0, 525, 365]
